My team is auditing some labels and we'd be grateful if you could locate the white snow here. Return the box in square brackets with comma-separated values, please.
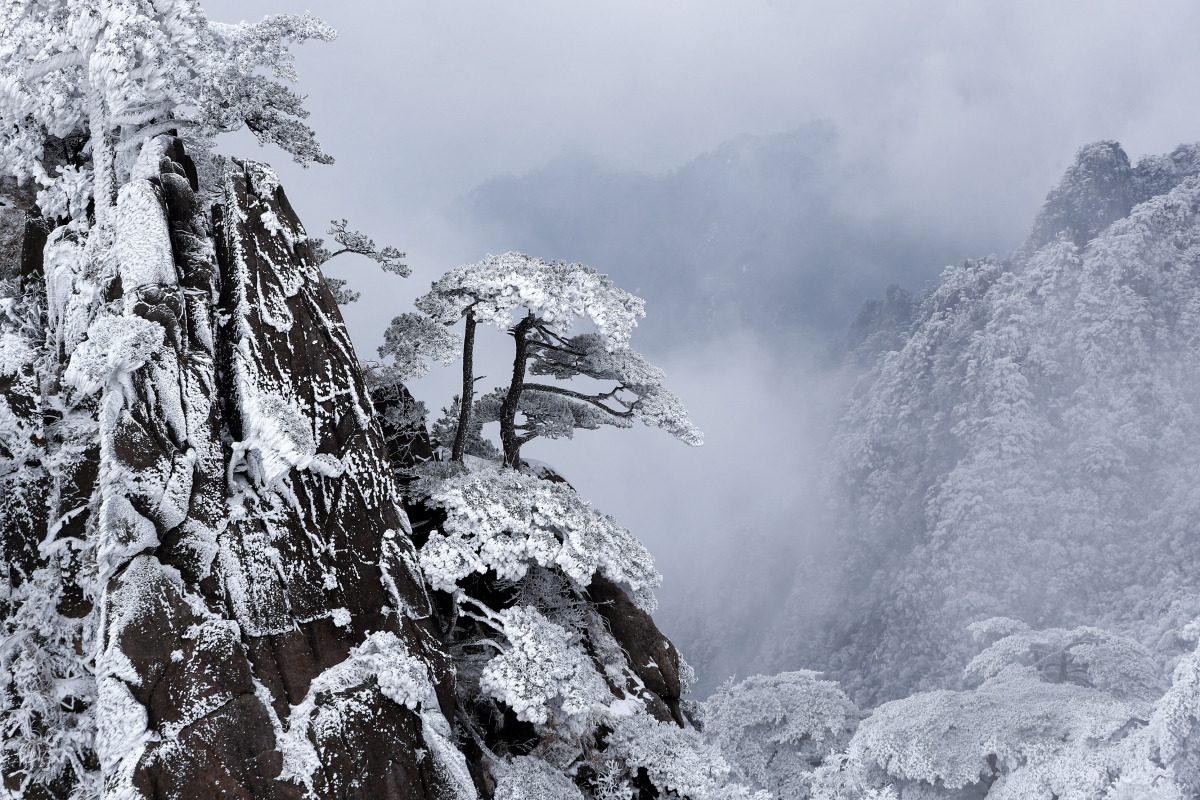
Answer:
[114, 180, 177, 292]
[64, 313, 164, 398]
[277, 631, 475, 795]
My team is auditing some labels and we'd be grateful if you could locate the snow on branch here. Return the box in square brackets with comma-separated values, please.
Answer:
[313, 219, 409, 276]
[0, 1, 337, 222]
[477, 604, 611, 725]
[377, 312, 462, 384]
[192, 13, 337, 165]
[704, 671, 859, 798]
[415, 252, 644, 348]
[812, 623, 1173, 799]
[526, 331, 703, 446]
[606, 714, 742, 799]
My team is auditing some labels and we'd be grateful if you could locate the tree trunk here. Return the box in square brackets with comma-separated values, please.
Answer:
[500, 314, 535, 467]
[86, 85, 116, 225]
[450, 309, 476, 462]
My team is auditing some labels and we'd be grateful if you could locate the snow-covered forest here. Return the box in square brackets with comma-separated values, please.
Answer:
[3, 1, 1200, 799]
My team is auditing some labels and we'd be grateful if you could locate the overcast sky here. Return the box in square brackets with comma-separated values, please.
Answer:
[206, 0, 1200, 243]
[200, 0, 1200, 357]
[202, 0, 1200, 686]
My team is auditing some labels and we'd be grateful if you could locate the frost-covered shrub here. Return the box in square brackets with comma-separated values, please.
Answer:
[0, 569, 100, 800]
[605, 714, 748, 800]
[962, 619, 1165, 700]
[477, 604, 611, 726]
[809, 623, 1182, 800]
[846, 674, 1143, 797]
[704, 671, 859, 799]
[1135, 619, 1200, 797]
[401, 455, 760, 797]
[494, 755, 586, 800]
[411, 462, 661, 612]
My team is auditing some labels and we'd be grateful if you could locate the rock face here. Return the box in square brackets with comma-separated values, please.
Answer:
[1027, 140, 1133, 250]
[0, 138, 469, 799]
[372, 392, 696, 796]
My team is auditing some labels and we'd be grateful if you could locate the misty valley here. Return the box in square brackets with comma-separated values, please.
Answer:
[2, 2, 1200, 800]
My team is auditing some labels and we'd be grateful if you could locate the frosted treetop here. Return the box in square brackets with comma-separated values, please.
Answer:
[415, 252, 646, 348]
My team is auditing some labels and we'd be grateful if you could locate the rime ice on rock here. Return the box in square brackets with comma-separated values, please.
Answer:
[65, 313, 164, 397]
[114, 181, 177, 291]
[1, 134, 472, 799]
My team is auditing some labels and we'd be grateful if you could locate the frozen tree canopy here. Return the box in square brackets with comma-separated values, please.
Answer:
[703, 671, 859, 799]
[414, 252, 645, 343]
[383, 251, 702, 466]
[0, 0, 336, 231]
[410, 462, 661, 611]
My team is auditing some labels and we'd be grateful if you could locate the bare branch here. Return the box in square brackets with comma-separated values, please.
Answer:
[522, 382, 635, 418]
[317, 219, 409, 276]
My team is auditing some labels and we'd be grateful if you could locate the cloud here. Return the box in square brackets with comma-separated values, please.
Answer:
[206, 0, 1200, 241]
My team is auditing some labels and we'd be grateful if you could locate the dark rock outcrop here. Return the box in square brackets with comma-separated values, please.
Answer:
[372, 388, 693, 796]
[587, 574, 686, 726]
[4, 135, 702, 800]
[1, 139, 468, 800]
[1028, 139, 1200, 253]
[0, 185, 51, 284]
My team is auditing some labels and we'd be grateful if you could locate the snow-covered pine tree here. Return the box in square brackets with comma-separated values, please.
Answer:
[381, 252, 702, 466]
[1, 0, 336, 229]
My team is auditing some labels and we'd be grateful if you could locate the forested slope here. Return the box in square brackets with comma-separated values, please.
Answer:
[685, 140, 1200, 800]
[775, 140, 1200, 706]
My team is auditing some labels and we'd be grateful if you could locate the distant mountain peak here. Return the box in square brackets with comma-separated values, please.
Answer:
[1027, 140, 1133, 250]
[1027, 139, 1200, 252]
